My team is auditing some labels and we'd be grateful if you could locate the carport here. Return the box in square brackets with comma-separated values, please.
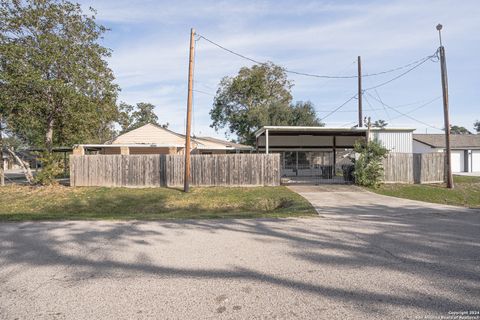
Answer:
[255, 126, 367, 183]
[255, 126, 415, 184]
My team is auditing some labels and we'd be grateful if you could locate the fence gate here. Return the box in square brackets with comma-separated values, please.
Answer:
[280, 150, 354, 184]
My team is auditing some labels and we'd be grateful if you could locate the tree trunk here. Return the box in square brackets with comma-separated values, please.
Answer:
[6, 147, 34, 185]
[45, 116, 54, 153]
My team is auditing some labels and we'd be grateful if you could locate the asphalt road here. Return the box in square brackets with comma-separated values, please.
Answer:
[1, 186, 479, 319]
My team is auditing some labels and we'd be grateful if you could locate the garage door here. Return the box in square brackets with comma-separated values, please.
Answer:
[472, 150, 480, 172]
[451, 151, 464, 173]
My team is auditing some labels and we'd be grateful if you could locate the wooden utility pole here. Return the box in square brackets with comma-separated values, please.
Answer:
[357, 56, 363, 127]
[184, 28, 195, 192]
[437, 24, 453, 189]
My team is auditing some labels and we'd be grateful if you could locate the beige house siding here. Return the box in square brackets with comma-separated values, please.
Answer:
[111, 124, 186, 145]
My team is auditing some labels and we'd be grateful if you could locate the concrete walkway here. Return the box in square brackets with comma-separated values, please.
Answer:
[1, 188, 479, 319]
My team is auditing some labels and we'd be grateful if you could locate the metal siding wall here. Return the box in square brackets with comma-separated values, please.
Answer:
[258, 135, 333, 147]
[374, 131, 412, 153]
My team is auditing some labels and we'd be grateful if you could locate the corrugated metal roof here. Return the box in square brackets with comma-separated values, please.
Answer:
[413, 134, 480, 148]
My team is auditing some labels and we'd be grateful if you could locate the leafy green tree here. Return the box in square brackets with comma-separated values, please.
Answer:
[118, 102, 135, 133]
[210, 62, 323, 145]
[353, 139, 389, 188]
[118, 102, 168, 133]
[0, 0, 119, 152]
[450, 125, 471, 135]
[290, 101, 322, 126]
[373, 119, 388, 128]
[474, 120, 480, 133]
[131, 103, 160, 129]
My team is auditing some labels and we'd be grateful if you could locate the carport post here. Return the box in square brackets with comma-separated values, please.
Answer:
[333, 136, 337, 170]
[265, 129, 269, 154]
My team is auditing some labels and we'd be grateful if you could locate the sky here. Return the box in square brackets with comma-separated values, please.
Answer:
[78, 0, 480, 139]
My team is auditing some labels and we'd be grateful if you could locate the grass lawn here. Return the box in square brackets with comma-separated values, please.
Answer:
[372, 175, 480, 208]
[0, 185, 316, 221]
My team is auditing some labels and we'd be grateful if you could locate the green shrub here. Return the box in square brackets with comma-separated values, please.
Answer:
[353, 139, 389, 188]
[34, 152, 63, 185]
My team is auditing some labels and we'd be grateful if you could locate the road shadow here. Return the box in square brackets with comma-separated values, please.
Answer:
[1, 204, 479, 316]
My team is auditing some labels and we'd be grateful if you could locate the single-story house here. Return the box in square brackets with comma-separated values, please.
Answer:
[73, 123, 253, 155]
[255, 126, 415, 180]
[413, 134, 480, 173]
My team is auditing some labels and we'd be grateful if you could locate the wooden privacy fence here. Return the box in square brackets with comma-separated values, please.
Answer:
[70, 154, 280, 187]
[383, 153, 445, 184]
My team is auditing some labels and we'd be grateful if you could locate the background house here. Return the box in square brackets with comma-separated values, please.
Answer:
[413, 134, 480, 173]
[2, 149, 38, 171]
[73, 123, 253, 155]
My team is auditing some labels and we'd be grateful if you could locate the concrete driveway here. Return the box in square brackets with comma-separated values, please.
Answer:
[1, 187, 479, 320]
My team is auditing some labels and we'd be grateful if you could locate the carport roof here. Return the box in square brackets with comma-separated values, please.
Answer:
[255, 126, 415, 138]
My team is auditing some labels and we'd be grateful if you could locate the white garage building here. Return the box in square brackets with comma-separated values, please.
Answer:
[413, 134, 480, 173]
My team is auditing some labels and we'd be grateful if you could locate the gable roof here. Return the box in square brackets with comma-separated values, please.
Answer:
[194, 136, 253, 150]
[107, 123, 252, 150]
[109, 123, 186, 146]
[413, 134, 480, 148]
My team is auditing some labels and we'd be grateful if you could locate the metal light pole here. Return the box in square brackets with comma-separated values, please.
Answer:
[436, 24, 454, 189]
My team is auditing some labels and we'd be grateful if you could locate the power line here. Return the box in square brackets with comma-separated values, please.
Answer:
[388, 96, 441, 121]
[363, 93, 382, 121]
[194, 32, 440, 124]
[193, 89, 215, 97]
[316, 96, 441, 113]
[361, 55, 439, 77]
[340, 121, 358, 127]
[374, 88, 391, 121]
[196, 33, 438, 80]
[363, 51, 439, 91]
[365, 91, 443, 131]
[194, 80, 217, 91]
[319, 94, 358, 121]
